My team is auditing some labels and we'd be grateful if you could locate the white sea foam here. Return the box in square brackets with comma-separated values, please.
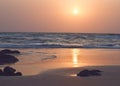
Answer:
[0, 32, 120, 49]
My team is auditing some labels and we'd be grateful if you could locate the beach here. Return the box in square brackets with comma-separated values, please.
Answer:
[0, 48, 120, 86]
[0, 66, 120, 86]
[1, 0, 120, 85]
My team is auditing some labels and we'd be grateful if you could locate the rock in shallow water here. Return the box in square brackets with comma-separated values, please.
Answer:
[0, 49, 20, 65]
[0, 54, 19, 65]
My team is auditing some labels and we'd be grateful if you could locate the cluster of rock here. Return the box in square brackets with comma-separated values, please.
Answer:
[0, 66, 22, 76]
[0, 49, 20, 65]
[0, 49, 22, 76]
[77, 69, 102, 77]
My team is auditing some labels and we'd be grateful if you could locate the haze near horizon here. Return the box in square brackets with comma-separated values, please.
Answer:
[0, 0, 120, 33]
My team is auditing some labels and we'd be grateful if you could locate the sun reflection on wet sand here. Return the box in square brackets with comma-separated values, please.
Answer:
[72, 49, 80, 67]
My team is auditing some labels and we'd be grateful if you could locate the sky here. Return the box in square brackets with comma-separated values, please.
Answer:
[0, 0, 120, 33]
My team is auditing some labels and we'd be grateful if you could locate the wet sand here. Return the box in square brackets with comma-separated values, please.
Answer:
[0, 66, 120, 86]
[0, 48, 120, 86]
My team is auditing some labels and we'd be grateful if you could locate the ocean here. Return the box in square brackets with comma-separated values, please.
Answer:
[0, 32, 120, 75]
[0, 32, 120, 49]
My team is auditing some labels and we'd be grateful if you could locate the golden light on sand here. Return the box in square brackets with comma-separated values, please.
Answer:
[72, 49, 80, 67]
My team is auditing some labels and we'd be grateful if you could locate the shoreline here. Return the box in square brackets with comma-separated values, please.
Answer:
[0, 65, 120, 86]
[0, 48, 120, 76]
[0, 48, 120, 86]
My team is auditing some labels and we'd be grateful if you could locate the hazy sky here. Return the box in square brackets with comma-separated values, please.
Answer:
[0, 0, 120, 33]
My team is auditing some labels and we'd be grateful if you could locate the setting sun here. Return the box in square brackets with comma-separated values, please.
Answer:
[73, 9, 79, 15]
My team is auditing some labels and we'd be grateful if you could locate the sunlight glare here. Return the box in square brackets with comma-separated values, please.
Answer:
[73, 9, 79, 15]
[72, 49, 80, 67]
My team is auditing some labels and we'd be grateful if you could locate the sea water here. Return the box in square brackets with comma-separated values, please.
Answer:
[0, 32, 120, 75]
[0, 32, 120, 49]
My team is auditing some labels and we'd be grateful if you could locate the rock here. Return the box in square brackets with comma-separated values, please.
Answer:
[90, 70, 102, 76]
[15, 72, 22, 76]
[91, 69, 102, 72]
[0, 49, 20, 65]
[0, 69, 3, 76]
[0, 54, 19, 65]
[0, 49, 20, 55]
[3, 66, 16, 76]
[4, 66, 16, 73]
[77, 69, 102, 77]
[77, 69, 90, 77]
[0, 66, 22, 76]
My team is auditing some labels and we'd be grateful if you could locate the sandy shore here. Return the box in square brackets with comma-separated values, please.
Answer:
[5, 48, 120, 75]
[0, 48, 120, 86]
[0, 66, 120, 86]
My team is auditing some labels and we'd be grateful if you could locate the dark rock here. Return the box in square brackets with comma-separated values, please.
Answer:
[3, 66, 16, 76]
[77, 69, 90, 77]
[4, 66, 16, 73]
[0, 69, 3, 76]
[0, 66, 22, 76]
[77, 69, 102, 77]
[0, 49, 20, 55]
[15, 72, 22, 76]
[91, 69, 102, 72]
[90, 70, 102, 76]
[90, 71, 101, 76]
[0, 49, 20, 65]
[0, 54, 19, 65]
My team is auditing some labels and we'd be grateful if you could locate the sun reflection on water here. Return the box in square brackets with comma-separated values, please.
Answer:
[72, 49, 80, 67]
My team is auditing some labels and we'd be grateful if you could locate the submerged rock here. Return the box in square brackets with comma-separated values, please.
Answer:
[0, 54, 19, 65]
[41, 55, 57, 61]
[77, 69, 102, 77]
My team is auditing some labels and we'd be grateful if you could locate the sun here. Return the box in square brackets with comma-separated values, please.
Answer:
[73, 9, 79, 15]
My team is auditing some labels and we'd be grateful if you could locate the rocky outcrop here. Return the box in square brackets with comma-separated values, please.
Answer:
[0, 54, 19, 65]
[0, 49, 20, 65]
[0, 66, 22, 76]
[0, 49, 20, 55]
[77, 69, 102, 77]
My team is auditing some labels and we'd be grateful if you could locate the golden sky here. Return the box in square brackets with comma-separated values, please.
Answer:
[0, 0, 120, 33]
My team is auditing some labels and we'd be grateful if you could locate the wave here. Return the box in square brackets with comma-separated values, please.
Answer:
[0, 43, 120, 49]
[0, 32, 120, 49]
